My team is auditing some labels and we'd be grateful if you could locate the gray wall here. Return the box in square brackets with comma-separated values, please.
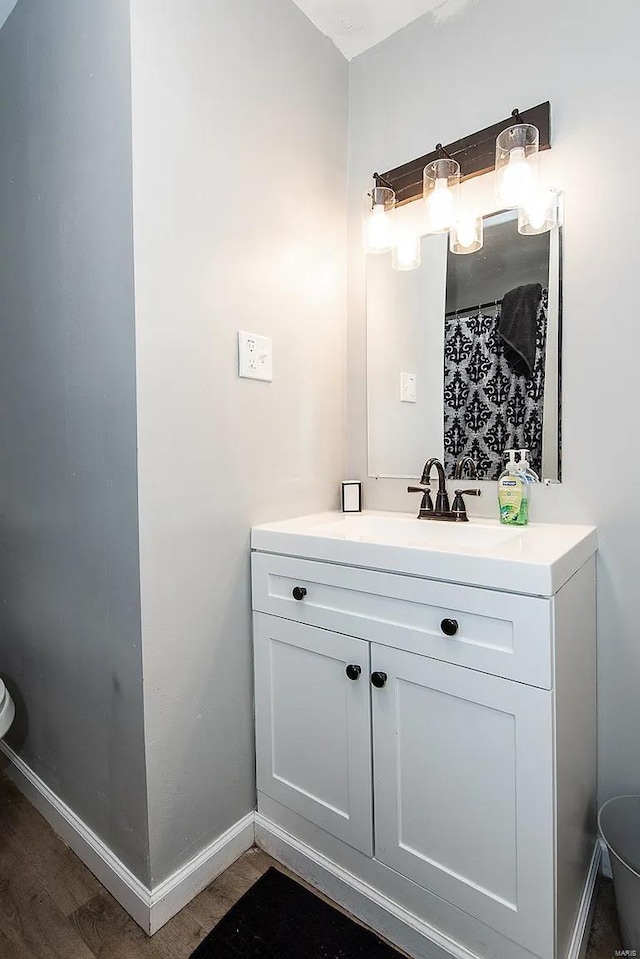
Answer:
[129, 0, 348, 884]
[0, 0, 149, 882]
[347, 0, 640, 803]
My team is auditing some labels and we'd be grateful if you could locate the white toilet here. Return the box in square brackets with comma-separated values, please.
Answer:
[0, 679, 15, 739]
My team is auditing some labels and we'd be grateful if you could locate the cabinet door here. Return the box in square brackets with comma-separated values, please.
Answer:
[372, 646, 554, 958]
[254, 613, 372, 855]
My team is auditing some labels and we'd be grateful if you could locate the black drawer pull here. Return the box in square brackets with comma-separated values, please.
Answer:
[292, 586, 307, 601]
[371, 671, 388, 689]
[346, 664, 361, 681]
[441, 618, 459, 636]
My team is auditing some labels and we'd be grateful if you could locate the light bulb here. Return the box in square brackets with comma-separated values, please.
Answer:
[499, 147, 535, 207]
[423, 158, 460, 234]
[518, 189, 558, 236]
[428, 177, 455, 232]
[450, 214, 483, 255]
[456, 220, 477, 249]
[392, 232, 421, 271]
[527, 195, 547, 230]
[365, 203, 393, 254]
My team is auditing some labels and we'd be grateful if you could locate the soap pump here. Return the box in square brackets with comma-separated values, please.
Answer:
[497, 449, 529, 526]
[518, 449, 540, 484]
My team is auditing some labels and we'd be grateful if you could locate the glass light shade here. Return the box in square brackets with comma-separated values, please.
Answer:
[450, 215, 483, 255]
[495, 123, 539, 208]
[363, 186, 395, 254]
[423, 158, 460, 233]
[392, 231, 421, 271]
[518, 189, 558, 235]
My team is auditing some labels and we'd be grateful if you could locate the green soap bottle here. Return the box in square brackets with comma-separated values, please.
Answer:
[498, 450, 529, 526]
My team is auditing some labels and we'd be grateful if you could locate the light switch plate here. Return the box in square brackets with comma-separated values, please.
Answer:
[238, 331, 273, 382]
[400, 372, 416, 403]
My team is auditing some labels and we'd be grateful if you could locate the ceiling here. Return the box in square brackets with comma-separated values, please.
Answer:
[0, 0, 18, 32]
[291, 0, 472, 59]
[1, 1, 466, 60]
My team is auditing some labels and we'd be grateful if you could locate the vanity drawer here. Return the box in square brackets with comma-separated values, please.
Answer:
[252, 553, 553, 689]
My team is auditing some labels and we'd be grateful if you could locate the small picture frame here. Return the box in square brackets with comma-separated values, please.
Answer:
[341, 480, 362, 513]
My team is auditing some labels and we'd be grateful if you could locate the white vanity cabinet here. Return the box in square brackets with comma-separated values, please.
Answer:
[251, 515, 597, 959]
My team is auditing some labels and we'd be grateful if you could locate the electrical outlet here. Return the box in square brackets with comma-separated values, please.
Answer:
[400, 372, 416, 403]
[238, 331, 273, 382]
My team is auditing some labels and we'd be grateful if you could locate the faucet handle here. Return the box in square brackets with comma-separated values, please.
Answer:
[451, 488, 482, 522]
[407, 485, 434, 515]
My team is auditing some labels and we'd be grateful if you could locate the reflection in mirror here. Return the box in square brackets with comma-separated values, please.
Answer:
[366, 202, 562, 482]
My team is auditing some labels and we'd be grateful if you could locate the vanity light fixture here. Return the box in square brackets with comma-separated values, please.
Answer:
[518, 188, 558, 235]
[374, 103, 549, 207]
[363, 175, 395, 254]
[495, 111, 539, 209]
[365, 103, 551, 261]
[423, 149, 460, 234]
[450, 214, 483, 255]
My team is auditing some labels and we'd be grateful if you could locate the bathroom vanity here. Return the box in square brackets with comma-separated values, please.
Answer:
[251, 511, 598, 959]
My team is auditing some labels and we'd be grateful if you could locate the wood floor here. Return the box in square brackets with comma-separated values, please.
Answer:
[0, 771, 623, 959]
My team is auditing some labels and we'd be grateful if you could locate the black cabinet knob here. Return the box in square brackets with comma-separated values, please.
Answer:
[345, 664, 361, 681]
[292, 586, 307, 601]
[371, 671, 388, 688]
[441, 618, 459, 636]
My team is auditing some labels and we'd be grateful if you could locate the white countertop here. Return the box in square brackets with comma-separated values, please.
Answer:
[251, 510, 597, 596]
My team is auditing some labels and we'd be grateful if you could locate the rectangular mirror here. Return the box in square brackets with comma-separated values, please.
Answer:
[366, 201, 562, 482]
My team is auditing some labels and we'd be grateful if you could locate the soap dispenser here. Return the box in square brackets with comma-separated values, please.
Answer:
[518, 449, 540, 484]
[498, 449, 529, 526]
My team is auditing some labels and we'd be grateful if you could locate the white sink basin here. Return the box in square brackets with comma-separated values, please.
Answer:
[252, 510, 597, 596]
[304, 513, 521, 553]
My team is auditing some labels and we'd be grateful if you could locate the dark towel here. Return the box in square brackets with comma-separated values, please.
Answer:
[499, 283, 542, 378]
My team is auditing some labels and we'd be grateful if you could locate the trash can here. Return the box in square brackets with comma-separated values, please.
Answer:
[598, 795, 640, 952]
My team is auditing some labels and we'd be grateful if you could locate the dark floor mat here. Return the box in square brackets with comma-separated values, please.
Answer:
[190, 867, 404, 959]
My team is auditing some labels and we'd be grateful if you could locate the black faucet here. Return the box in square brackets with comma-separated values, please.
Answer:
[454, 455, 478, 481]
[408, 457, 481, 521]
[420, 457, 450, 513]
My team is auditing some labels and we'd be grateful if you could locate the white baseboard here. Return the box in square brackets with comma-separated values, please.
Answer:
[148, 811, 255, 934]
[0, 743, 254, 935]
[567, 842, 602, 959]
[0, 742, 152, 930]
[599, 837, 612, 879]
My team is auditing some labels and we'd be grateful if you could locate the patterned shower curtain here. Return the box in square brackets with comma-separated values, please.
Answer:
[443, 292, 548, 479]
